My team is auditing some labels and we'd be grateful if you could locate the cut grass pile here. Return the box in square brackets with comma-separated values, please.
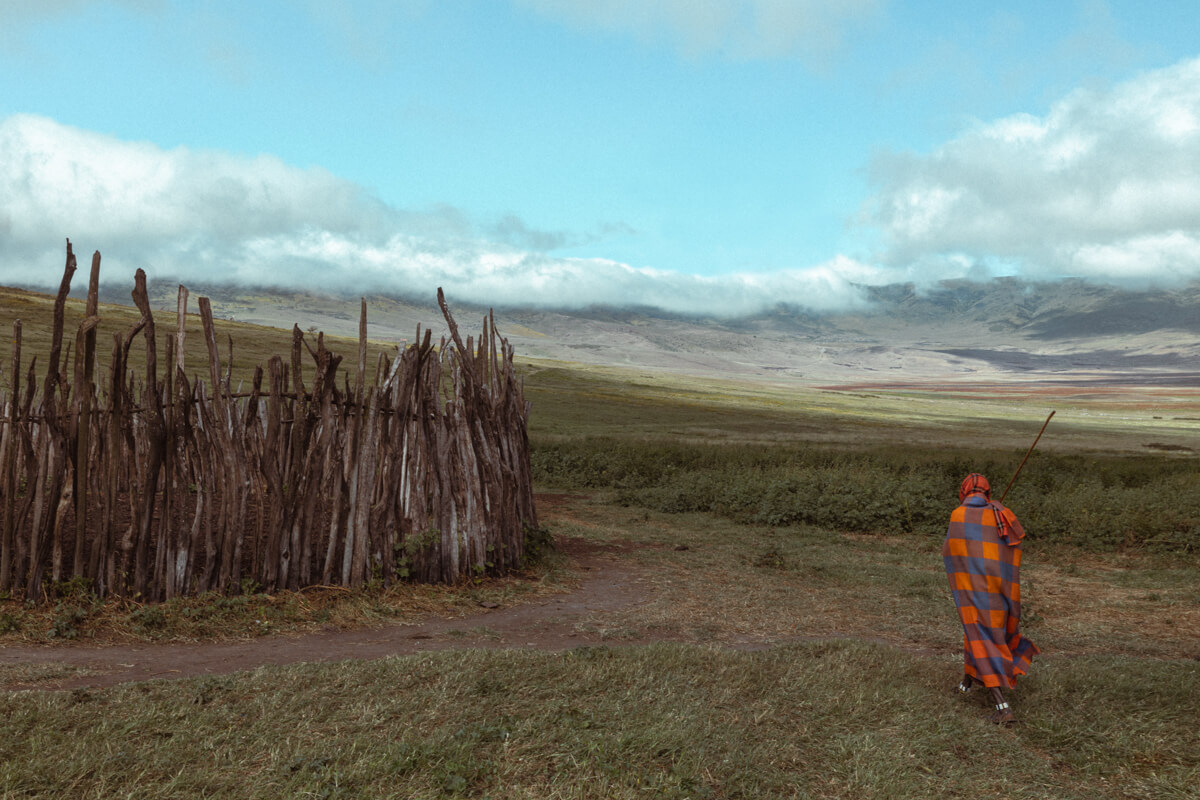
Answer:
[1, 643, 1196, 799]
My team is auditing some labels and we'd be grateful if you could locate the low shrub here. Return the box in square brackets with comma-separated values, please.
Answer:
[47, 603, 89, 640]
[532, 438, 1200, 552]
[521, 522, 556, 567]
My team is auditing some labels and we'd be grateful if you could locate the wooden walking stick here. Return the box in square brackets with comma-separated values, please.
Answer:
[1000, 410, 1055, 504]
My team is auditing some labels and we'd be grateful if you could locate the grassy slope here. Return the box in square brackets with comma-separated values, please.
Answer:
[2, 286, 1199, 798]
[520, 358, 1200, 454]
[0, 285, 398, 390]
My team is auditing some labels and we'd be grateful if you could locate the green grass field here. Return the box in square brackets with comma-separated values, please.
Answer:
[4, 641, 1196, 799]
[1, 290, 1199, 798]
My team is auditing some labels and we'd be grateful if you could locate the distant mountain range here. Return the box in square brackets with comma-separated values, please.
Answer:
[89, 276, 1200, 387]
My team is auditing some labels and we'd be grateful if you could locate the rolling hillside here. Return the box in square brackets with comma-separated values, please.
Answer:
[102, 275, 1200, 388]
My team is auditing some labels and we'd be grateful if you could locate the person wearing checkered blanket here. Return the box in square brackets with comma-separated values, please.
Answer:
[943, 473, 1039, 726]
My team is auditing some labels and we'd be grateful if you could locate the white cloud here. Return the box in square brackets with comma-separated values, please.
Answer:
[0, 114, 874, 316]
[514, 0, 881, 62]
[864, 56, 1200, 287]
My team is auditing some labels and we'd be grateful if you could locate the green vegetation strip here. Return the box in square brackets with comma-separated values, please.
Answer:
[1, 644, 1195, 799]
[0, 547, 569, 645]
[533, 440, 1200, 552]
[523, 357, 1200, 554]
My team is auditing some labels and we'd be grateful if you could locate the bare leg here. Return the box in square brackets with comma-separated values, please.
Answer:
[990, 687, 1015, 726]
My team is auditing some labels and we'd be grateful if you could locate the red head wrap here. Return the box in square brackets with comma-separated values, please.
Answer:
[959, 473, 990, 501]
[957, 473, 1024, 543]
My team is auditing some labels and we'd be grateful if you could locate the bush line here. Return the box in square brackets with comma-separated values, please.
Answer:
[532, 439, 1200, 552]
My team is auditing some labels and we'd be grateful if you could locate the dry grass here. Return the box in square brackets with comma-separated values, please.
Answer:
[540, 495, 1200, 662]
[521, 358, 1200, 455]
[0, 662, 96, 690]
[0, 488, 1196, 799]
[0, 284, 395, 389]
[1, 642, 1196, 799]
[0, 551, 574, 646]
[1029, 559, 1200, 658]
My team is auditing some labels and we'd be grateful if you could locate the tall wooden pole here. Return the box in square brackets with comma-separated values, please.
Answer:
[1000, 411, 1055, 504]
[72, 250, 101, 577]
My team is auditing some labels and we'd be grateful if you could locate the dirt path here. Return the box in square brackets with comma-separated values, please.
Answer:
[0, 538, 653, 692]
[8, 494, 1188, 693]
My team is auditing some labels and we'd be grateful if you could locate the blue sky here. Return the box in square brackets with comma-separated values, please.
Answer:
[2, 0, 1200, 314]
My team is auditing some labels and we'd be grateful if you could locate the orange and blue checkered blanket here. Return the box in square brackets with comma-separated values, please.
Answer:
[943, 495, 1039, 689]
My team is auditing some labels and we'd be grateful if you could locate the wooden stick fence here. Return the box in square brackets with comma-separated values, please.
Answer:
[0, 241, 539, 602]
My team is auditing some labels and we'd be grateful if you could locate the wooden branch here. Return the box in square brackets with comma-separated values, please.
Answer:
[1, 269, 538, 601]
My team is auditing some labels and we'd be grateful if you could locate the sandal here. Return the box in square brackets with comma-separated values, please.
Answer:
[990, 701, 1016, 727]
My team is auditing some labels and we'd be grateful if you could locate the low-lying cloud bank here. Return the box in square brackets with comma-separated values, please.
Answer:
[0, 114, 879, 316]
[4, 54, 1200, 316]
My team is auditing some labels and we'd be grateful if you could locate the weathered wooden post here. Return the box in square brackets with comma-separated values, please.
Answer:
[26, 240, 76, 601]
[71, 251, 101, 579]
[0, 321, 21, 592]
